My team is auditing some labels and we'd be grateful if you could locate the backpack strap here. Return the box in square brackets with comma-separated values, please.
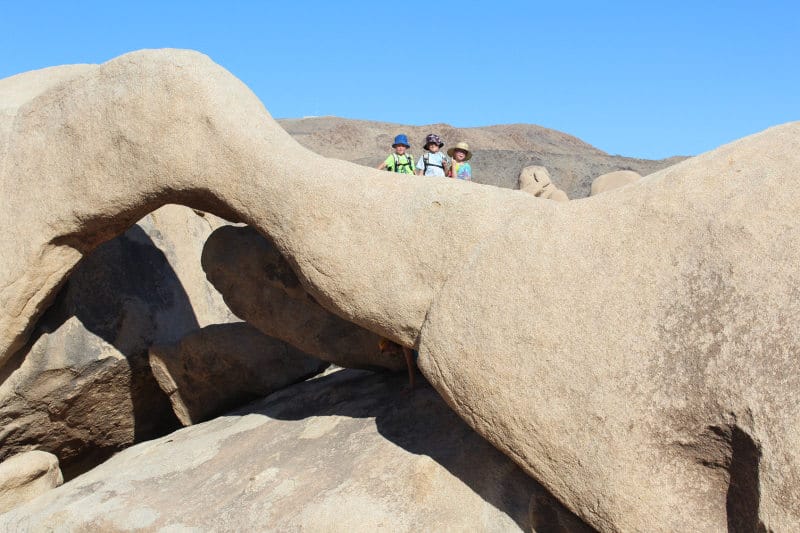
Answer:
[423, 152, 445, 173]
[392, 153, 413, 173]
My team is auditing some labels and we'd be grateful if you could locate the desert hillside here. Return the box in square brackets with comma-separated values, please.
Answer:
[279, 116, 686, 198]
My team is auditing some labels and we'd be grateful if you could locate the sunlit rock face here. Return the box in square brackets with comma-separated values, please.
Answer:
[1, 49, 800, 531]
[590, 169, 641, 196]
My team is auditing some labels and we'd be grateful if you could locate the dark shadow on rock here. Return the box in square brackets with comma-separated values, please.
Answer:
[57, 224, 193, 442]
[64, 224, 200, 348]
[725, 426, 765, 533]
[4, 223, 206, 477]
[232, 367, 594, 532]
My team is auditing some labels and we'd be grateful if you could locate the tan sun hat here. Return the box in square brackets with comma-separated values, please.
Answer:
[447, 141, 472, 161]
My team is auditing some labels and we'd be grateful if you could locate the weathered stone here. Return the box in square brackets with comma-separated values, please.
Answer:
[0, 370, 587, 531]
[590, 169, 641, 196]
[201, 225, 405, 371]
[0, 450, 62, 514]
[149, 322, 328, 425]
[133, 204, 239, 329]
[3, 48, 504, 364]
[418, 126, 800, 531]
[0, 315, 175, 478]
[0, 205, 236, 474]
[518, 165, 570, 201]
[2, 50, 800, 530]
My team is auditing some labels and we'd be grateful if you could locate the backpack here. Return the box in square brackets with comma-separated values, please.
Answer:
[423, 152, 451, 175]
[389, 153, 414, 173]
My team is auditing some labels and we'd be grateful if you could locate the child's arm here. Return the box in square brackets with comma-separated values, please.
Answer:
[377, 154, 392, 171]
[415, 156, 424, 176]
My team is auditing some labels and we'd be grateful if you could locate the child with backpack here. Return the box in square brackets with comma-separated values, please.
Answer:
[447, 141, 473, 181]
[416, 133, 450, 177]
[377, 134, 415, 174]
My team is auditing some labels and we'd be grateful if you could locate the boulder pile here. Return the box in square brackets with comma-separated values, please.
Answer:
[0, 205, 238, 474]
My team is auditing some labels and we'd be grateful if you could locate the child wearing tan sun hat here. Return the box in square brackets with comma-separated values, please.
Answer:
[447, 141, 472, 181]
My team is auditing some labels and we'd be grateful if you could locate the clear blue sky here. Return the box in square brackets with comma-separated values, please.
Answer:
[2, 1, 797, 159]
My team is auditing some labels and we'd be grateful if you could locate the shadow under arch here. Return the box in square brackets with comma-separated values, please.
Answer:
[1, 215, 222, 478]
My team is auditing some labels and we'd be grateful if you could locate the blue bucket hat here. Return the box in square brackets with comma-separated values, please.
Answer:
[392, 134, 410, 148]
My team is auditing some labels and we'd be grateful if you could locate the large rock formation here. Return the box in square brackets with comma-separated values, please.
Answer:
[2, 49, 800, 530]
[418, 128, 800, 531]
[201, 225, 405, 371]
[1, 48, 476, 364]
[0, 370, 583, 531]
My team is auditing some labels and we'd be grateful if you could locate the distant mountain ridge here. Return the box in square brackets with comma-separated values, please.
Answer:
[279, 116, 687, 198]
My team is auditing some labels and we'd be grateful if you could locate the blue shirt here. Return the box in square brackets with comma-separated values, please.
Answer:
[416, 152, 448, 177]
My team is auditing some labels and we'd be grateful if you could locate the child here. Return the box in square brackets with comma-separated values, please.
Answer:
[447, 141, 473, 181]
[377, 134, 415, 174]
[416, 133, 450, 177]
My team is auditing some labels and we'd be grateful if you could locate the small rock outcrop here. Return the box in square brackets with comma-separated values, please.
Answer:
[0, 451, 62, 513]
[517, 165, 569, 201]
[590, 169, 641, 195]
[149, 322, 328, 425]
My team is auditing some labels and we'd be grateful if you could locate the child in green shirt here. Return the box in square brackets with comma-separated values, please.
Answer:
[377, 134, 415, 174]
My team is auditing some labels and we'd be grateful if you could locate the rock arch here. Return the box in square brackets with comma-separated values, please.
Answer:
[0, 49, 518, 367]
[3, 49, 800, 531]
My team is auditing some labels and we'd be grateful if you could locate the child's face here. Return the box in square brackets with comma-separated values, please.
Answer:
[453, 149, 467, 161]
[427, 143, 440, 153]
[395, 145, 407, 155]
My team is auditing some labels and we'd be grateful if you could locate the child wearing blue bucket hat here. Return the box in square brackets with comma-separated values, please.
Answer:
[377, 134, 415, 174]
